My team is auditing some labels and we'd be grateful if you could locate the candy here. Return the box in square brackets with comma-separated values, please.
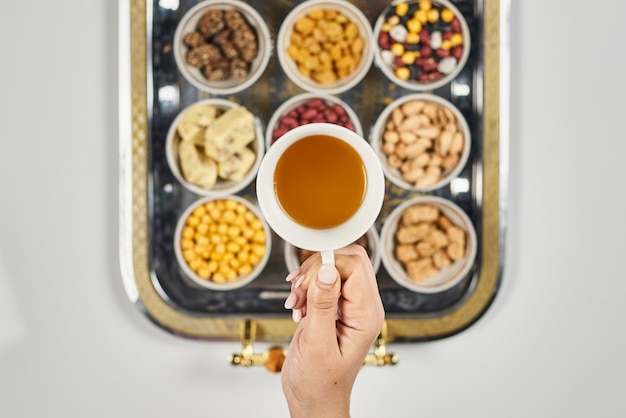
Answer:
[377, 1, 466, 85]
[437, 56, 458, 74]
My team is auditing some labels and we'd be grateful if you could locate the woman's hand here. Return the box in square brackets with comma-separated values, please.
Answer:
[281, 244, 385, 418]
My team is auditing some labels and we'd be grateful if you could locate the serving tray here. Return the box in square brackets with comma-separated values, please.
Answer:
[119, 0, 509, 342]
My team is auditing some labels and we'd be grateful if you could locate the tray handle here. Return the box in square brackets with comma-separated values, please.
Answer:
[229, 320, 399, 372]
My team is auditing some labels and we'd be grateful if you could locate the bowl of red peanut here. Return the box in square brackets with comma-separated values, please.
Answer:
[265, 93, 363, 147]
[370, 93, 470, 191]
[380, 196, 477, 294]
[373, 0, 470, 91]
[174, 195, 272, 291]
[276, 0, 374, 95]
[173, 0, 272, 95]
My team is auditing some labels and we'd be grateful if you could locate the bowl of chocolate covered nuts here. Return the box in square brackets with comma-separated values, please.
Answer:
[265, 93, 363, 147]
[370, 93, 470, 192]
[165, 98, 265, 197]
[173, 0, 272, 95]
[276, 0, 374, 95]
[174, 195, 272, 291]
[373, 0, 470, 91]
[380, 196, 477, 294]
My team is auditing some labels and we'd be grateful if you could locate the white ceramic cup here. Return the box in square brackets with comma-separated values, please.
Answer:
[256, 123, 385, 265]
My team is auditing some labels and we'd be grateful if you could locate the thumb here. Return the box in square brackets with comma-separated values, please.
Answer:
[304, 263, 341, 340]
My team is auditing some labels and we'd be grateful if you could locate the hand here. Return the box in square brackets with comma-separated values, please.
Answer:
[281, 244, 385, 418]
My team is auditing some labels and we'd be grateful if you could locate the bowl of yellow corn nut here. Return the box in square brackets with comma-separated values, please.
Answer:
[174, 195, 271, 290]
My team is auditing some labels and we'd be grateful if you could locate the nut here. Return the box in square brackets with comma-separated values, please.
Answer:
[271, 98, 357, 143]
[381, 99, 465, 188]
[287, 8, 365, 84]
[394, 203, 466, 282]
[179, 199, 268, 284]
[183, 7, 259, 82]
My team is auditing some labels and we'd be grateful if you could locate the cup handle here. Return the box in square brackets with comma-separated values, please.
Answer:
[321, 250, 335, 265]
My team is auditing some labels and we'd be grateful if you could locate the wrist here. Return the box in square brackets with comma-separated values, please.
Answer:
[287, 401, 350, 418]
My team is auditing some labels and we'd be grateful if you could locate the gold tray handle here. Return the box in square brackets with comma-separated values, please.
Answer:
[228, 320, 398, 372]
[228, 319, 287, 372]
[363, 321, 400, 366]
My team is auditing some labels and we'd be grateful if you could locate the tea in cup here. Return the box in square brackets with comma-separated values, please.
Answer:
[256, 123, 385, 263]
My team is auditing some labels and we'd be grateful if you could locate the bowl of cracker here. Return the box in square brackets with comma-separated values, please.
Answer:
[165, 98, 264, 197]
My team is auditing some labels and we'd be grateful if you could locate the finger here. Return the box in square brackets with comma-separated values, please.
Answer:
[334, 245, 381, 305]
[284, 286, 306, 310]
[301, 263, 341, 343]
[333, 246, 385, 344]
[287, 245, 380, 320]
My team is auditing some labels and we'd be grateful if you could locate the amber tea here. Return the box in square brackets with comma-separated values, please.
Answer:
[274, 135, 367, 229]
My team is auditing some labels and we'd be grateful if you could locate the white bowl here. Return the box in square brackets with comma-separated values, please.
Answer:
[174, 195, 272, 291]
[373, 0, 471, 91]
[265, 92, 363, 147]
[165, 98, 265, 197]
[370, 93, 470, 192]
[173, 0, 272, 95]
[283, 226, 381, 273]
[380, 196, 477, 294]
[276, 0, 374, 95]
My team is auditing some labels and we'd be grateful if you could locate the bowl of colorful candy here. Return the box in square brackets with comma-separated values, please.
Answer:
[373, 0, 470, 91]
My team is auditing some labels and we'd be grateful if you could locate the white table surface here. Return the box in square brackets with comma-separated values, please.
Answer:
[1, 1, 625, 417]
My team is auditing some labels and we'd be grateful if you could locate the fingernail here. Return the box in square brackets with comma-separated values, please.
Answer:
[293, 274, 305, 289]
[284, 292, 297, 309]
[292, 309, 302, 323]
[285, 268, 301, 282]
[317, 264, 338, 288]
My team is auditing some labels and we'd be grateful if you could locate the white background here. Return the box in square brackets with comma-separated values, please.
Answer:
[1, 0, 625, 417]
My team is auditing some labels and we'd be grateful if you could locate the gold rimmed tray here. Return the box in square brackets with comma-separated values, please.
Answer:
[118, 0, 509, 342]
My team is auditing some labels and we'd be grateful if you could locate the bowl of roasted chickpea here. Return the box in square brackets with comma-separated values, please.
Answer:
[276, 0, 374, 95]
[174, 196, 271, 291]
[380, 195, 477, 294]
